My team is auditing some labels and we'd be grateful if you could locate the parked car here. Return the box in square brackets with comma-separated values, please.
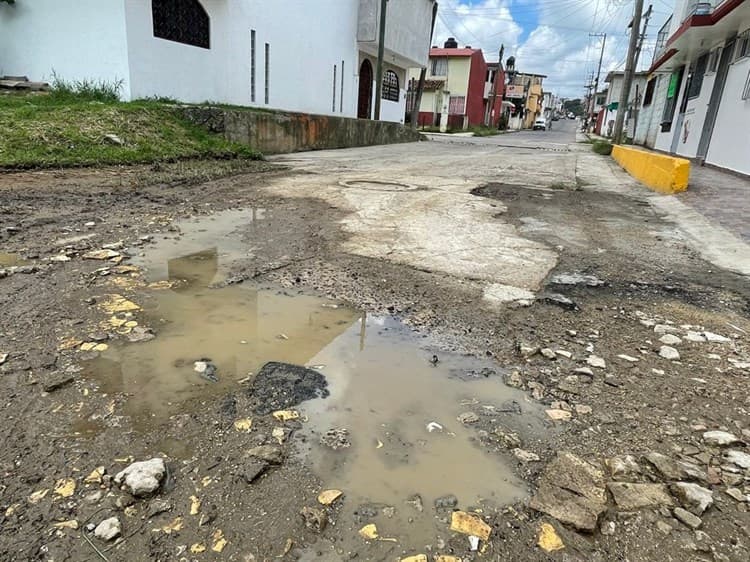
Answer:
[533, 117, 548, 131]
[567, 112, 576, 119]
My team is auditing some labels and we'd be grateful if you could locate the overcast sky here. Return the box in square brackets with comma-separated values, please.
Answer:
[432, 0, 676, 99]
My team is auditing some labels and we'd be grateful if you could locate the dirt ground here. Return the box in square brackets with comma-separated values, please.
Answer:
[2, 125, 750, 562]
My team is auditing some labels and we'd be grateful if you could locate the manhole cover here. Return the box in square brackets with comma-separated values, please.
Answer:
[339, 179, 420, 192]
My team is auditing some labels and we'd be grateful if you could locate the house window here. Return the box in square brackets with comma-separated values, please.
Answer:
[152, 0, 210, 49]
[448, 95, 466, 115]
[431, 57, 448, 76]
[382, 70, 399, 102]
[707, 47, 721, 73]
[743, 69, 750, 100]
[643, 77, 656, 106]
[332, 65, 337, 112]
[250, 30, 256, 102]
[687, 53, 709, 99]
[736, 30, 750, 61]
[340, 60, 345, 112]
[264, 43, 270, 104]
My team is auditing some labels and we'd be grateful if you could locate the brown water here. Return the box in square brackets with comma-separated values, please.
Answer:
[0, 253, 28, 267]
[81, 208, 540, 554]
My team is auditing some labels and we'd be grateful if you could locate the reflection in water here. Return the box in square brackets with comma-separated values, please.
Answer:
[84, 245, 358, 429]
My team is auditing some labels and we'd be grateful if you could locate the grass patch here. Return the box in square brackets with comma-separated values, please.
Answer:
[468, 125, 503, 137]
[592, 140, 613, 155]
[0, 88, 261, 169]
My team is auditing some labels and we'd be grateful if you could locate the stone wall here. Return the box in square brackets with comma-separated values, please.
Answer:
[179, 106, 422, 154]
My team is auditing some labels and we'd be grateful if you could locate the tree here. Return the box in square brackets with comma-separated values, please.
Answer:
[563, 98, 585, 116]
[0, 1, 16, 4]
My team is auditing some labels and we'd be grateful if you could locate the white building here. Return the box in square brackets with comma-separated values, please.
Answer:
[637, 0, 750, 175]
[0, 0, 435, 124]
[599, 71, 648, 138]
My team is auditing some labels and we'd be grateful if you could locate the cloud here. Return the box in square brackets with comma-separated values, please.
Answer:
[432, 0, 669, 98]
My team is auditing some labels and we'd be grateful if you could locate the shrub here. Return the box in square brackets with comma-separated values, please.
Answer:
[50, 72, 124, 103]
[592, 140, 613, 155]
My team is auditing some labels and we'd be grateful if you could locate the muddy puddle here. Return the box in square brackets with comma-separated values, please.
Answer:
[80, 208, 544, 554]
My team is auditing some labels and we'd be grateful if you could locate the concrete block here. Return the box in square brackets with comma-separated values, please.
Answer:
[611, 145, 690, 194]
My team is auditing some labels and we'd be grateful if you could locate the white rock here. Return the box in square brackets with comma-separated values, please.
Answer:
[654, 324, 679, 334]
[703, 331, 730, 343]
[659, 346, 680, 360]
[540, 348, 557, 359]
[483, 283, 536, 305]
[94, 517, 121, 541]
[573, 367, 594, 376]
[586, 355, 606, 369]
[555, 350, 573, 359]
[659, 334, 682, 346]
[671, 482, 713, 515]
[707, 353, 721, 360]
[651, 368, 665, 375]
[724, 449, 750, 469]
[685, 331, 707, 343]
[702, 431, 741, 446]
[617, 354, 639, 363]
[114, 458, 166, 496]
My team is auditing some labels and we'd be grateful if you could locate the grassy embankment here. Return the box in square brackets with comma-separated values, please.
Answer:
[0, 79, 260, 169]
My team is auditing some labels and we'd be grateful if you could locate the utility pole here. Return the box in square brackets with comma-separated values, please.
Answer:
[484, 44, 504, 127]
[588, 33, 606, 130]
[374, 0, 388, 120]
[631, 4, 653, 141]
[613, 0, 644, 144]
[410, 1, 439, 129]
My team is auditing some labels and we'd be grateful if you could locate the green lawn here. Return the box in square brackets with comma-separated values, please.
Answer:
[0, 91, 260, 169]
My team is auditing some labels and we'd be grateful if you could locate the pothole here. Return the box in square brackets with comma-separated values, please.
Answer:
[339, 179, 421, 192]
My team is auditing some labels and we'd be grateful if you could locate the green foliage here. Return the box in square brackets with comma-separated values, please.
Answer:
[592, 140, 613, 155]
[0, 92, 261, 169]
[0, 0, 16, 5]
[563, 98, 585, 116]
[50, 72, 124, 103]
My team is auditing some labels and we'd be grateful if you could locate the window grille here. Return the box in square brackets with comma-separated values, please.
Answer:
[382, 70, 399, 102]
[430, 57, 448, 76]
[152, 0, 210, 49]
[448, 96, 466, 115]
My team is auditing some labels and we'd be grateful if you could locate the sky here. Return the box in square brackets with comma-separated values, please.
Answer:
[432, 0, 676, 99]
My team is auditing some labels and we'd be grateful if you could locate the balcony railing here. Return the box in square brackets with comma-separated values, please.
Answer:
[683, 1, 716, 21]
[653, 16, 672, 64]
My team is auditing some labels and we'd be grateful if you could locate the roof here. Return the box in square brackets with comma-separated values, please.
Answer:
[429, 47, 480, 57]
[604, 70, 649, 83]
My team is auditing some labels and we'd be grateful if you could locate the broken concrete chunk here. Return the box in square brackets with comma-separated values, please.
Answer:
[703, 331, 730, 343]
[659, 334, 682, 345]
[607, 482, 673, 510]
[725, 488, 748, 502]
[703, 430, 741, 446]
[449, 511, 492, 541]
[550, 273, 603, 287]
[242, 459, 269, 484]
[671, 482, 713, 515]
[114, 458, 166, 497]
[546, 409, 572, 421]
[540, 348, 557, 360]
[83, 249, 120, 260]
[528, 452, 607, 531]
[318, 489, 343, 506]
[644, 452, 689, 481]
[513, 448, 541, 462]
[94, 517, 121, 541]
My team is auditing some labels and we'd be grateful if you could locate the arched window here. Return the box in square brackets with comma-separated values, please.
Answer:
[152, 0, 210, 49]
[382, 70, 399, 102]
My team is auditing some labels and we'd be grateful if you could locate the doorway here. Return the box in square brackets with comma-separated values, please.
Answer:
[358, 59, 373, 119]
[697, 40, 735, 162]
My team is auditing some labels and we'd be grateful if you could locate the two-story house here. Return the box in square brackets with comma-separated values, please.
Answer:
[0, 0, 435, 124]
[598, 71, 648, 138]
[408, 38, 493, 130]
[637, 0, 750, 175]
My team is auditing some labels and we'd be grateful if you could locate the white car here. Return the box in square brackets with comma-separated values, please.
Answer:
[533, 117, 548, 131]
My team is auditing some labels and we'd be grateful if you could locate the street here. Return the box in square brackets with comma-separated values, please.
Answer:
[2, 130, 750, 561]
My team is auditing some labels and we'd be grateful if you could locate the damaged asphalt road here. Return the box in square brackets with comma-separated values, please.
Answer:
[1, 121, 750, 561]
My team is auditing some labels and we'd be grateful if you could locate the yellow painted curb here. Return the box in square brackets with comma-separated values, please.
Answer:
[611, 145, 690, 194]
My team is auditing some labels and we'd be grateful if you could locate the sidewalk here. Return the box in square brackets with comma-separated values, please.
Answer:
[681, 165, 750, 243]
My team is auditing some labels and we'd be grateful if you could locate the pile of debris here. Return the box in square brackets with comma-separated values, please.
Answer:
[0, 75, 49, 92]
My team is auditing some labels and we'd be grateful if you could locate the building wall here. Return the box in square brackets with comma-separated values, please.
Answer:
[466, 51, 488, 126]
[357, 0, 433, 67]
[125, 0, 362, 117]
[635, 74, 667, 147]
[706, 56, 750, 174]
[654, 67, 690, 152]
[445, 58, 471, 97]
[674, 70, 716, 158]
[0, 0, 132, 98]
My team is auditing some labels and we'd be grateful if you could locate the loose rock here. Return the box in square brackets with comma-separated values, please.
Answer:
[94, 517, 121, 541]
[703, 430, 741, 446]
[606, 455, 641, 481]
[607, 482, 673, 510]
[724, 449, 750, 469]
[673, 507, 702, 529]
[449, 511, 492, 541]
[300, 506, 327, 533]
[513, 448, 541, 462]
[659, 334, 682, 346]
[586, 355, 606, 369]
[247, 445, 283, 464]
[671, 482, 713, 515]
[528, 452, 607, 531]
[457, 412, 479, 424]
[249, 362, 329, 415]
[114, 458, 166, 497]
[320, 428, 351, 450]
[659, 346, 680, 360]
